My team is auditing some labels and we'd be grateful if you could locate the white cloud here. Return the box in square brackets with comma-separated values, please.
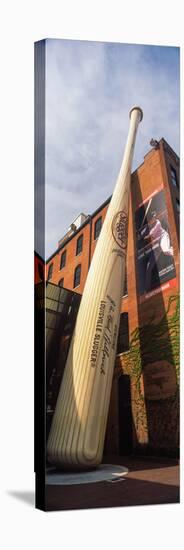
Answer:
[44, 39, 179, 258]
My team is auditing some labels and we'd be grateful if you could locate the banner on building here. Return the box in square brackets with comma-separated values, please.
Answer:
[135, 188, 176, 300]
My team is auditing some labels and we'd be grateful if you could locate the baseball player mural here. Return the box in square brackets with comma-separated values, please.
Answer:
[135, 189, 176, 297]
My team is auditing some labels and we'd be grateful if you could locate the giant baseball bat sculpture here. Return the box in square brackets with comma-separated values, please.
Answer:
[47, 106, 143, 469]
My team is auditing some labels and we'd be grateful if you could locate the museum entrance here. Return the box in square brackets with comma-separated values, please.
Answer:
[118, 375, 133, 455]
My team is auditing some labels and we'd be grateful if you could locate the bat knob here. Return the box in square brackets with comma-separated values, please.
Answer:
[129, 106, 143, 122]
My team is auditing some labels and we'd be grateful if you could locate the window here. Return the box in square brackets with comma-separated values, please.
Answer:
[122, 266, 128, 297]
[47, 263, 53, 280]
[176, 198, 180, 214]
[76, 234, 83, 255]
[170, 166, 178, 188]
[60, 250, 66, 269]
[73, 264, 81, 288]
[94, 217, 102, 240]
[59, 278, 64, 287]
[38, 262, 44, 281]
[117, 313, 129, 354]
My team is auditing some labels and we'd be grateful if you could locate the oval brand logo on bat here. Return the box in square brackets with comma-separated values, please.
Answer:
[111, 210, 128, 252]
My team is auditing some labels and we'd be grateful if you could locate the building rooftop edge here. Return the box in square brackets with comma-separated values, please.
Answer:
[46, 137, 179, 264]
[46, 196, 112, 263]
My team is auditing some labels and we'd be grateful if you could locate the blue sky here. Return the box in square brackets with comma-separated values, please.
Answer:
[45, 39, 179, 259]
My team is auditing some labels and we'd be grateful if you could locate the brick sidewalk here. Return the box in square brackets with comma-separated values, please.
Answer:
[45, 455, 179, 511]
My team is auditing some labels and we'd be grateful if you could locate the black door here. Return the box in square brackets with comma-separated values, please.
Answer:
[118, 375, 133, 455]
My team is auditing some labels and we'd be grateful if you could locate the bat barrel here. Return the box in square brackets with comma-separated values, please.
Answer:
[47, 107, 143, 469]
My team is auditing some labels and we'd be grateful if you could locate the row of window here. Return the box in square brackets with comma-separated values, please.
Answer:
[47, 216, 103, 280]
[59, 240, 80, 271]
[50, 266, 128, 297]
[48, 265, 81, 288]
[58, 265, 81, 289]
[47, 254, 82, 285]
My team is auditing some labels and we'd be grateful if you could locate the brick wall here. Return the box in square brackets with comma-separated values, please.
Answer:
[46, 223, 91, 293]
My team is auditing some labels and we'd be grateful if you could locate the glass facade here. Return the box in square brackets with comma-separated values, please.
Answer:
[35, 282, 81, 441]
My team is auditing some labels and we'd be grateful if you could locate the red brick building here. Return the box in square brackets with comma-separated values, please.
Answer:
[46, 138, 180, 456]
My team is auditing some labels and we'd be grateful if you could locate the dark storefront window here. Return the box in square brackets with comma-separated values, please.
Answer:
[59, 278, 64, 287]
[94, 217, 102, 240]
[76, 234, 83, 255]
[73, 264, 81, 288]
[117, 313, 129, 354]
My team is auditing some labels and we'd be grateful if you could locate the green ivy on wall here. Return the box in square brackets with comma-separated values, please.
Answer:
[115, 293, 180, 438]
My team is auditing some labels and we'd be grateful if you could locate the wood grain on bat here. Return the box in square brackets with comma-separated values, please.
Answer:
[47, 106, 143, 469]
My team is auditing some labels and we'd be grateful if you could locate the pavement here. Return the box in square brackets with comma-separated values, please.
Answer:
[45, 455, 180, 512]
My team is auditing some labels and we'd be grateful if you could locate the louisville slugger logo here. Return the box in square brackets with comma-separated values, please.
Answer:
[111, 210, 128, 252]
[90, 295, 117, 373]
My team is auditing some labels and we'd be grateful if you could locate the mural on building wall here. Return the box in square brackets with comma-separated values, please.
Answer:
[135, 188, 176, 300]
